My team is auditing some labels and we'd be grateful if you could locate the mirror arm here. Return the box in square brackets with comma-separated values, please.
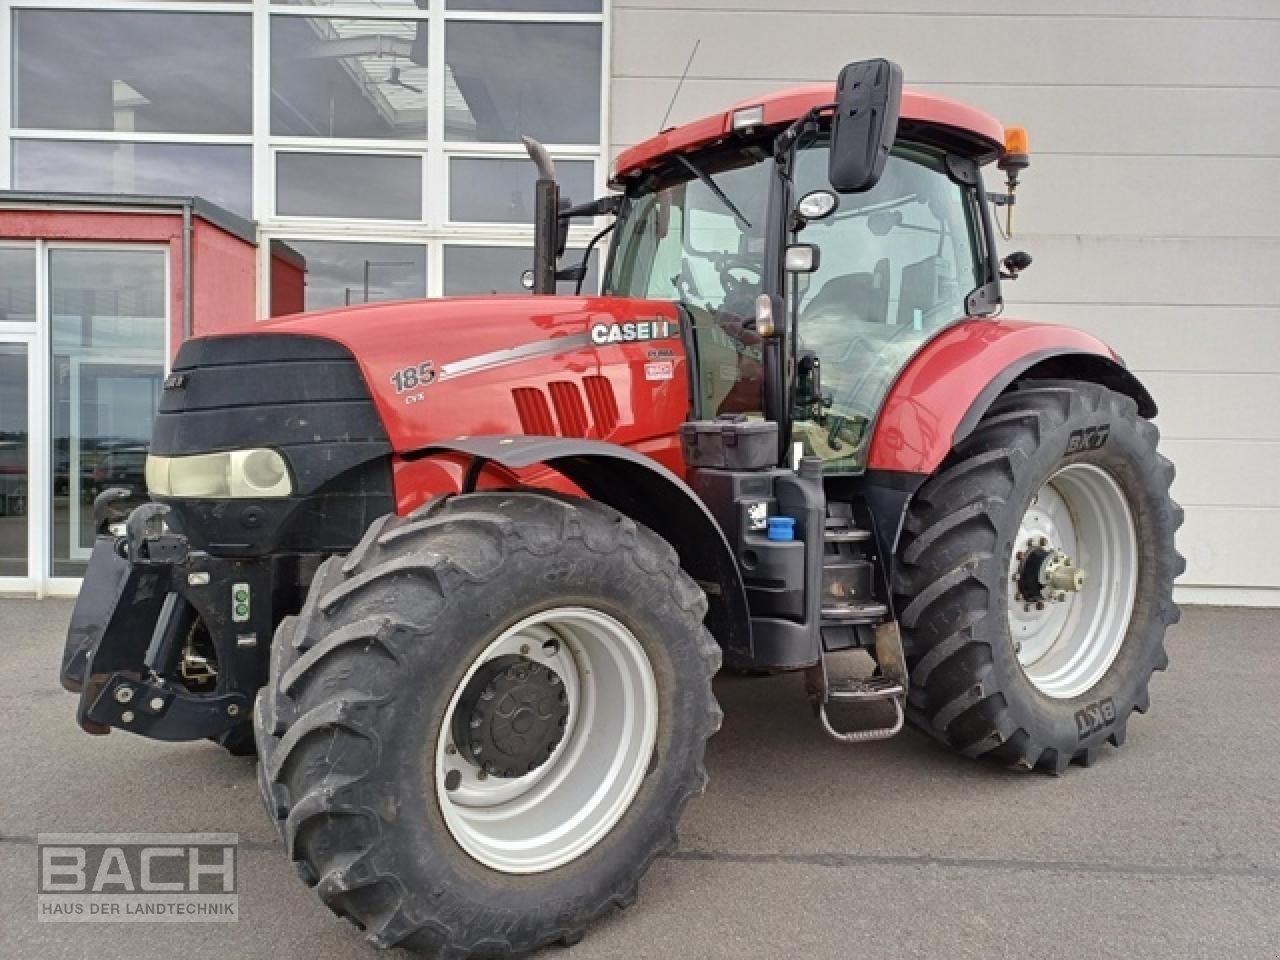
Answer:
[560, 194, 624, 221]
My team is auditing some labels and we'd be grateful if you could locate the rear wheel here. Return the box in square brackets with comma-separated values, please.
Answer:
[254, 491, 721, 954]
[892, 381, 1183, 772]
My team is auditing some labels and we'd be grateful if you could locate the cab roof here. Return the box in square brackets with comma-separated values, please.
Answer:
[612, 84, 1006, 185]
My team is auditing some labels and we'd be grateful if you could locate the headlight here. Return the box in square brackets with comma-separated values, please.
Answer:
[146, 450, 293, 499]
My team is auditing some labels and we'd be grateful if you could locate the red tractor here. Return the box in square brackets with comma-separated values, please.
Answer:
[62, 61, 1181, 957]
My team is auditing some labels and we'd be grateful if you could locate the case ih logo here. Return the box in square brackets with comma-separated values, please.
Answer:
[37, 833, 238, 923]
[589, 319, 678, 345]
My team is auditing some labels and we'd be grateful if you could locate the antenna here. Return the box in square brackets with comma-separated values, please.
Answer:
[659, 39, 700, 132]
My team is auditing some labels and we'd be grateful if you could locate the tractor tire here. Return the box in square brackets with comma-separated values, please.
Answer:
[892, 380, 1183, 773]
[254, 491, 721, 956]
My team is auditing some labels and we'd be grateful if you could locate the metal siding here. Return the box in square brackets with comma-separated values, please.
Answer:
[609, 4, 1280, 603]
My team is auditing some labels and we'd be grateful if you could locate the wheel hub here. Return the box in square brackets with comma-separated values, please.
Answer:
[1015, 544, 1087, 605]
[453, 655, 569, 779]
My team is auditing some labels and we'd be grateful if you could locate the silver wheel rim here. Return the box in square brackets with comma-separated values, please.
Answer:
[434, 607, 658, 874]
[1008, 463, 1138, 699]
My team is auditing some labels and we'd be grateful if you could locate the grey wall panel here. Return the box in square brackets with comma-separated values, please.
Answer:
[611, 11, 1278, 88]
[1179, 508, 1280, 588]
[609, 6, 1280, 599]
[1162, 439, 1280, 508]
[612, 80, 1280, 157]
[616, 1, 1280, 17]
[1019, 305, 1280, 374]
[1003, 236, 1280, 308]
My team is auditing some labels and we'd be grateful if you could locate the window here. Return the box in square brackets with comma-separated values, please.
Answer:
[282, 240, 426, 311]
[0, 249, 37, 324]
[449, 157, 594, 223]
[12, 11, 251, 135]
[788, 141, 983, 473]
[49, 249, 167, 577]
[13, 142, 252, 219]
[276, 152, 422, 219]
[444, 22, 601, 143]
[271, 17, 429, 140]
[443, 245, 597, 295]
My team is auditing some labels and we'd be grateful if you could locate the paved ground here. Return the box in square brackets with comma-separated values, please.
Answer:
[2, 599, 1277, 960]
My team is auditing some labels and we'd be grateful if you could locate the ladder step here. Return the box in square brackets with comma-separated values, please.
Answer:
[826, 675, 904, 703]
[823, 527, 872, 544]
[821, 601, 888, 624]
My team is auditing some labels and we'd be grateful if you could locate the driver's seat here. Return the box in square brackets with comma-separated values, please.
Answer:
[800, 258, 890, 326]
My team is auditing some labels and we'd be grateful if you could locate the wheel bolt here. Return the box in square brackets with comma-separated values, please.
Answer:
[1036, 601, 1045, 611]
[1039, 537, 1049, 547]
[444, 770, 461, 791]
[519, 644, 530, 655]
[1016, 552, 1025, 562]
[445, 744, 457, 756]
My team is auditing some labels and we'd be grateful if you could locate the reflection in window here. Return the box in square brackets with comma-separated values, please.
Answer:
[0, 347, 29, 578]
[12, 141, 252, 219]
[444, 245, 596, 295]
[448, 1, 602, 10]
[445, 23, 601, 143]
[276, 153, 422, 219]
[272, 16, 428, 140]
[450, 157, 594, 223]
[282, 240, 426, 311]
[49, 249, 166, 577]
[13, 11, 251, 134]
[0, 250, 37, 324]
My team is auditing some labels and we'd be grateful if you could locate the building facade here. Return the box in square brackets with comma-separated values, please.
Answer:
[2, 0, 1278, 603]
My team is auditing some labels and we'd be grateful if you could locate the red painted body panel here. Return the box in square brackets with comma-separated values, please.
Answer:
[866, 319, 1120, 475]
[614, 85, 1006, 182]
[255, 296, 692, 512]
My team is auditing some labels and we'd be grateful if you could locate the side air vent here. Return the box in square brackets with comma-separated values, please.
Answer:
[549, 381, 589, 438]
[512, 387, 556, 435]
[583, 375, 619, 434]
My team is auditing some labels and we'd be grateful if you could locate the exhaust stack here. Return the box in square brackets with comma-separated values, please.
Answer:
[522, 136, 559, 295]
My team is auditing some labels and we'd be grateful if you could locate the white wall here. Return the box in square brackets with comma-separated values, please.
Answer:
[609, 0, 1280, 605]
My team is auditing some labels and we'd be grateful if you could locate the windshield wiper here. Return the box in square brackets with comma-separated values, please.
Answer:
[676, 154, 753, 231]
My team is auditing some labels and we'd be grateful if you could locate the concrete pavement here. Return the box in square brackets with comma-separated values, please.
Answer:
[2, 599, 1277, 959]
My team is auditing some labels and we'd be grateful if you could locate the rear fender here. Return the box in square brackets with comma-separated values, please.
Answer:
[411, 436, 751, 660]
[867, 318, 1155, 476]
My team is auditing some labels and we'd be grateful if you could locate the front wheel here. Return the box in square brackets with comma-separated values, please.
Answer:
[893, 380, 1184, 772]
[254, 491, 721, 954]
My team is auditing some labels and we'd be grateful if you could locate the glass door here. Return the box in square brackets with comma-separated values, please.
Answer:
[48, 247, 167, 581]
[0, 340, 33, 588]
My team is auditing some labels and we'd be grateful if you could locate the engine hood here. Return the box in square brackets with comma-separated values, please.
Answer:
[255, 295, 691, 456]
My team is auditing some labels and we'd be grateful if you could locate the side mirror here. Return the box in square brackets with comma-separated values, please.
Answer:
[828, 58, 903, 194]
[784, 243, 821, 274]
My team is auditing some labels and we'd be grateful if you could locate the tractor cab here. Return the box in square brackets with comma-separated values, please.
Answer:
[547, 66, 1017, 475]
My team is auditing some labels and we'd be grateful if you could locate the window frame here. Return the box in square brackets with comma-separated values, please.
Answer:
[2, 0, 611, 306]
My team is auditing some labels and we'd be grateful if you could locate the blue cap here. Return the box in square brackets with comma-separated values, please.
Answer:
[766, 516, 796, 542]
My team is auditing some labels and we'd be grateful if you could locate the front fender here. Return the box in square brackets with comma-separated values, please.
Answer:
[867, 318, 1155, 475]
[412, 436, 751, 662]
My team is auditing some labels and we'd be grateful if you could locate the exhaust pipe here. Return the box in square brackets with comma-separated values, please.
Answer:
[522, 136, 559, 295]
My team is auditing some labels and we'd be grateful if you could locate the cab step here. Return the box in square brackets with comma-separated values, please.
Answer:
[821, 600, 888, 625]
[806, 622, 909, 743]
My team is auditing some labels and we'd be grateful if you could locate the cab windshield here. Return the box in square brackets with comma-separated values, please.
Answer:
[604, 136, 985, 472]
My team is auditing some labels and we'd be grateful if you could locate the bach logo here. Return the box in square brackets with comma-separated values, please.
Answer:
[37, 833, 239, 923]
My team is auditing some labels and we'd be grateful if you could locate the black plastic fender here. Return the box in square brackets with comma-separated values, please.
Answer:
[413, 435, 751, 661]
